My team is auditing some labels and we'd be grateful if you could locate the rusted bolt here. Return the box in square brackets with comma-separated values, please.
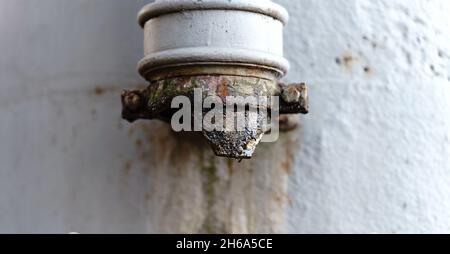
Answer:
[279, 83, 309, 115]
[122, 91, 142, 112]
[282, 85, 301, 103]
[121, 90, 154, 123]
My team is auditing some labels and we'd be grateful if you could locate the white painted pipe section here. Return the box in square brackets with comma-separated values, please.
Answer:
[138, 0, 290, 77]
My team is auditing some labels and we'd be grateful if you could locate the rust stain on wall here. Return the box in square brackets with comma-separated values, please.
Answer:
[124, 119, 302, 233]
[122, 160, 133, 181]
[335, 51, 359, 72]
[94, 86, 107, 96]
[91, 84, 146, 97]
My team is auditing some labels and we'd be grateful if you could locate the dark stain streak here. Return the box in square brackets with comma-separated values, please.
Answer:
[123, 118, 303, 233]
[343, 55, 355, 66]
[94, 86, 106, 96]
[227, 159, 234, 176]
[364, 66, 374, 76]
[123, 160, 133, 177]
[281, 145, 295, 174]
[92, 84, 138, 96]
[135, 139, 143, 149]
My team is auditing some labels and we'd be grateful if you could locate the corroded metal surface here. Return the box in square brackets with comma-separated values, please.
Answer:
[121, 70, 308, 159]
[122, 76, 309, 122]
[202, 111, 268, 159]
[278, 82, 309, 114]
[123, 74, 277, 121]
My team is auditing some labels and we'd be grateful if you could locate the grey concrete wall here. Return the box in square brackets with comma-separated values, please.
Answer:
[0, 0, 449, 233]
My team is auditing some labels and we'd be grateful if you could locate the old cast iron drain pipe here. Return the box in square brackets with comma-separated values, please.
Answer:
[122, 0, 308, 159]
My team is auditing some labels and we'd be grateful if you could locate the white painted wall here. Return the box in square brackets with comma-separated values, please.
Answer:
[280, 0, 450, 233]
[0, 0, 449, 233]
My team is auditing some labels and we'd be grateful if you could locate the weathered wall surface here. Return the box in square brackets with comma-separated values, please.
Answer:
[280, 0, 450, 233]
[0, 0, 449, 233]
